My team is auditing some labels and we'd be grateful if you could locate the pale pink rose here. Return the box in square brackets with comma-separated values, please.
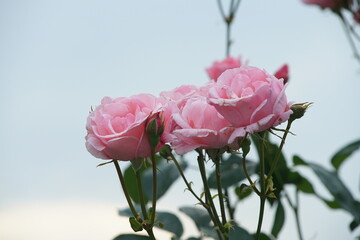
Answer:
[164, 97, 236, 155]
[85, 94, 164, 161]
[302, 0, 342, 9]
[206, 56, 243, 81]
[160, 85, 199, 102]
[274, 64, 289, 84]
[208, 66, 292, 142]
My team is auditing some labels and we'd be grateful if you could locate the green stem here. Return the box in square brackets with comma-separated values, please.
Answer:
[242, 154, 262, 196]
[294, 190, 304, 240]
[339, 11, 360, 64]
[113, 160, 138, 217]
[255, 132, 266, 240]
[150, 151, 157, 226]
[255, 198, 266, 240]
[267, 121, 292, 180]
[224, 188, 235, 220]
[170, 153, 224, 240]
[135, 170, 149, 220]
[197, 150, 227, 237]
[214, 154, 228, 225]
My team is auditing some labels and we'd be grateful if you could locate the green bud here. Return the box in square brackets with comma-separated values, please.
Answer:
[145, 113, 164, 150]
[289, 102, 312, 122]
[159, 144, 172, 161]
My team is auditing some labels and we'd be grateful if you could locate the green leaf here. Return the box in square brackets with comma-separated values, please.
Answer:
[124, 162, 151, 204]
[297, 175, 315, 194]
[293, 155, 307, 166]
[331, 139, 360, 170]
[251, 232, 272, 240]
[229, 225, 254, 240]
[179, 206, 211, 231]
[296, 156, 360, 222]
[113, 234, 150, 240]
[131, 158, 144, 172]
[322, 199, 341, 209]
[207, 154, 257, 189]
[271, 200, 285, 238]
[142, 159, 187, 200]
[186, 238, 201, 240]
[129, 217, 143, 232]
[156, 211, 184, 237]
[350, 218, 360, 231]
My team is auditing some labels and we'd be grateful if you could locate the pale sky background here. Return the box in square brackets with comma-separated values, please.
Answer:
[0, 0, 360, 240]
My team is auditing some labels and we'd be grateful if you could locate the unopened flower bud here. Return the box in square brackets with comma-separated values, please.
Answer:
[146, 113, 164, 150]
[159, 144, 172, 161]
[289, 102, 312, 122]
[274, 64, 289, 84]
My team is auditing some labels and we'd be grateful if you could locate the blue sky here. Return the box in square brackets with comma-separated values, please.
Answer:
[0, 0, 359, 239]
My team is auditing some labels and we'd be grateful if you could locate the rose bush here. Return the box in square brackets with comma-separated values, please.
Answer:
[208, 66, 292, 142]
[85, 94, 164, 161]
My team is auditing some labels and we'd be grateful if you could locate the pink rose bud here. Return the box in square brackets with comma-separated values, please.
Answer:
[274, 64, 289, 84]
[208, 66, 292, 143]
[206, 56, 243, 81]
[302, 0, 342, 10]
[146, 112, 164, 149]
[164, 96, 237, 155]
[85, 94, 164, 161]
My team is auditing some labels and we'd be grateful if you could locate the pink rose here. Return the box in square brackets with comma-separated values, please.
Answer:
[208, 66, 292, 142]
[274, 64, 289, 84]
[160, 85, 199, 102]
[85, 94, 164, 161]
[164, 96, 236, 155]
[206, 56, 243, 81]
[302, 0, 342, 10]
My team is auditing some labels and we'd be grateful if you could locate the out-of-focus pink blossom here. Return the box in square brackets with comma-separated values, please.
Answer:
[302, 0, 342, 10]
[206, 56, 243, 81]
[274, 64, 289, 84]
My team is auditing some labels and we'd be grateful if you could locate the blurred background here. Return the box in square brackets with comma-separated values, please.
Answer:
[0, 0, 359, 239]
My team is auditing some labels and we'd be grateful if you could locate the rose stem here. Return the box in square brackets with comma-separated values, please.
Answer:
[170, 153, 224, 240]
[214, 153, 228, 226]
[196, 149, 227, 238]
[135, 169, 149, 220]
[112, 160, 138, 217]
[150, 150, 157, 226]
[255, 132, 266, 240]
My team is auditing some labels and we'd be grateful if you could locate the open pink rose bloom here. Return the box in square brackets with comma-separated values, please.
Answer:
[85, 94, 164, 161]
[162, 96, 238, 155]
[208, 66, 292, 143]
[86, 64, 292, 157]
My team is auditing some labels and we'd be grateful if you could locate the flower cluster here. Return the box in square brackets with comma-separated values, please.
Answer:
[86, 57, 292, 161]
